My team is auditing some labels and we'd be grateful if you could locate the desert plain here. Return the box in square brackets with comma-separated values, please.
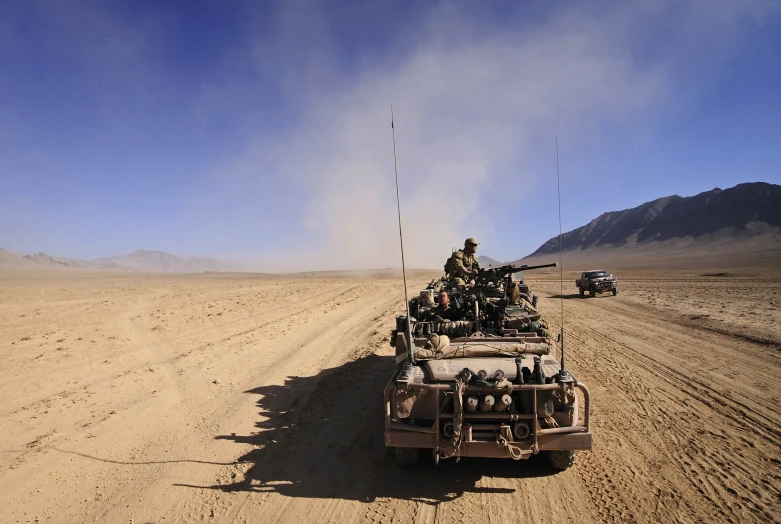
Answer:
[1, 265, 780, 523]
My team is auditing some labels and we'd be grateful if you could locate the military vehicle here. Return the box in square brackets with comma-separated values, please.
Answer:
[385, 262, 592, 469]
[576, 270, 618, 297]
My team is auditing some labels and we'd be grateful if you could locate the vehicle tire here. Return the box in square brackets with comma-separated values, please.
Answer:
[579, 288, 584, 297]
[532, 295, 539, 308]
[395, 447, 421, 469]
[589, 286, 596, 297]
[612, 288, 617, 296]
[548, 450, 576, 470]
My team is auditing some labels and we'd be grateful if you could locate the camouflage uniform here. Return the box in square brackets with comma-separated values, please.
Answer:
[519, 299, 549, 337]
[445, 238, 481, 287]
[527, 320, 551, 338]
[519, 299, 537, 315]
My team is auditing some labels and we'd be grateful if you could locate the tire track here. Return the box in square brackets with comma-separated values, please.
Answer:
[5, 272, 780, 523]
[541, 287, 781, 523]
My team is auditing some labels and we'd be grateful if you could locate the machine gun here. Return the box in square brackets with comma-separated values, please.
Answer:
[477, 262, 558, 281]
[474, 262, 559, 306]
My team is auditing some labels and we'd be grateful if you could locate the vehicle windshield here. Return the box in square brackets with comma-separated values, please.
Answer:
[588, 271, 609, 278]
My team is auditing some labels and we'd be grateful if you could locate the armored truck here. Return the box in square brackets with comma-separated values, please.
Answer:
[385, 263, 592, 469]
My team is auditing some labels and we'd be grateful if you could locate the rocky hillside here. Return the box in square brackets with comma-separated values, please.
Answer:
[0, 248, 243, 273]
[23, 253, 85, 269]
[529, 182, 781, 257]
[89, 250, 239, 273]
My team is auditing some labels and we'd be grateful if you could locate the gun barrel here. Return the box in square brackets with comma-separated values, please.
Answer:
[478, 261, 558, 278]
[514, 262, 558, 272]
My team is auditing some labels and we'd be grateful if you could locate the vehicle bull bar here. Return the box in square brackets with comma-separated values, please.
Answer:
[384, 380, 592, 459]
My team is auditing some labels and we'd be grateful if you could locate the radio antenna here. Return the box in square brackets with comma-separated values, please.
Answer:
[391, 105, 415, 364]
[556, 136, 570, 379]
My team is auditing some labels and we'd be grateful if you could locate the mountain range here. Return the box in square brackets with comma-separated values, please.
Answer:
[511, 182, 781, 267]
[3, 182, 779, 273]
[528, 182, 780, 257]
[0, 249, 244, 273]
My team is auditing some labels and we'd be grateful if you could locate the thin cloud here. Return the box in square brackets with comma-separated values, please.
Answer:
[2, 1, 777, 266]
[205, 0, 776, 272]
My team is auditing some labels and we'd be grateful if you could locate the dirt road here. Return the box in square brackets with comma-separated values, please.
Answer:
[1, 271, 779, 523]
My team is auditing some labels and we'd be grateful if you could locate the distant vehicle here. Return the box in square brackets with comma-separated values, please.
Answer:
[575, 270, 618, 297]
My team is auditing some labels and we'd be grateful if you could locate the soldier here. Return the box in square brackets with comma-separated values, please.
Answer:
[432, 290, 461, 321]
[507, 282, 537, 312]
[527, 319, 551, 338]
[445, 238, 481, 287]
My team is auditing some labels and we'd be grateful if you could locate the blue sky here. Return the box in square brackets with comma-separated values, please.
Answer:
[1, 0, 779, 270]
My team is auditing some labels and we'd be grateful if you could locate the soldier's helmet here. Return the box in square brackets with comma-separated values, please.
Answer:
[464, 238, 479, 247]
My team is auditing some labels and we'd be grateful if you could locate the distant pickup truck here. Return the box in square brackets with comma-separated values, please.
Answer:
[576, 270, 618, 297]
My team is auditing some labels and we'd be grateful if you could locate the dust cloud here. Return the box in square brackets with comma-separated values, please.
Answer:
[202, 1, 771, 272]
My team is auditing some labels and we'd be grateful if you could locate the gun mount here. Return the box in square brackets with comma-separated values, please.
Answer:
[474, 262, 558, 308]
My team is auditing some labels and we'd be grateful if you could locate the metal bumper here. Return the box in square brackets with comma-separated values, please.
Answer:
[385, 429, 592, 457]
[384, 380, 592, 459]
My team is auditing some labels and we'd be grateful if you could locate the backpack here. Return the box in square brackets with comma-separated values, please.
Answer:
[444, 250, 459, 275]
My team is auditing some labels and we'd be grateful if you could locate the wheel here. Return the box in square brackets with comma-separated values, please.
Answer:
[532, 295, 539, 308]
[395, 447, 421, 469]
[579, 288, 584, 297]
[612, 288, 617, 296]
[548, 450, 576, 470]
[589, 287, 596, 297]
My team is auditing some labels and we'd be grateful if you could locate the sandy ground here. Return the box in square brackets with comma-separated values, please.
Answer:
[1, 269, 780, 523]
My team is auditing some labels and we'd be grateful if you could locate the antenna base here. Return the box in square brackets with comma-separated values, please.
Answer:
[555, 368, 573, 382]
[397, 363, 415, 387]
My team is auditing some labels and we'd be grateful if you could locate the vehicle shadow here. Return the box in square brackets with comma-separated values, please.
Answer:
[547, 294, 587, 300]
[181, 352, 558, 503]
